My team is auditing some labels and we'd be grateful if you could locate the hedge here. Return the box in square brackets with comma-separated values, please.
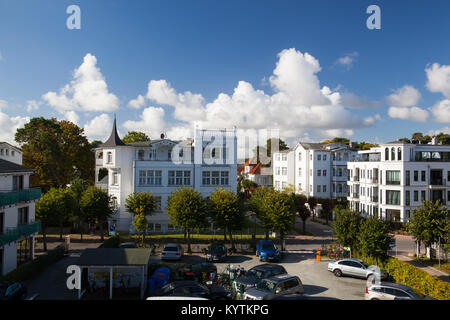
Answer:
[0, 244, 66, 283]
[99, 234, 121, 248]
[360, 255, 450, 300]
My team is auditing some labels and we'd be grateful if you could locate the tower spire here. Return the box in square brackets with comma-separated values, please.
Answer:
[100, 115, 126, 147]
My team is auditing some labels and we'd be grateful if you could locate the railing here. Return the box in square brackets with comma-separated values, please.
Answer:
[0, 188, 41, 207]
[430, 178, 446, 186]
[0, 220, 41, 246]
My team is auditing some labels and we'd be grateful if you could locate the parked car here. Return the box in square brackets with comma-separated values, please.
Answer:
[206, 244, 227, 262]
[233, 264, 287, 292]
[119, 242, 136, 248]
[327, 258, 386, 280]
[161, 243, 184, 261]
[153, 281, 232, 300]
[365, 282, 433, 300]
[243, 275, 303, 300]
[0, 282, 27, 300]
[256, 240, 280, 262]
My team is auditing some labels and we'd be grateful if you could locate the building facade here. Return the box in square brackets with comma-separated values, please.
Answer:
[95, 119, 238, 233]
[0, 146, 41, 276]
[272, 142, 357, 199]
[347, 141, 450, 223]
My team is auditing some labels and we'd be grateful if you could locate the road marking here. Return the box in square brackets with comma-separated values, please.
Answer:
[281, 250, 315, 254]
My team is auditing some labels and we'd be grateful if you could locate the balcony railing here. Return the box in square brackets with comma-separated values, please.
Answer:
[0, 220, 41, 246]
[430, 178, 446, 186]
[0, 188, 41, 207]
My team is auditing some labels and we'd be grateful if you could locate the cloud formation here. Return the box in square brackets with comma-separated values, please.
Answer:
[335, 52, 359, 69]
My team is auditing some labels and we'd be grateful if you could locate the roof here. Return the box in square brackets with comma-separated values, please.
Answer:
[77, 248, 151, 266]
[298, 142, 329, 151]
[99, 117, 126, 148]
[384, 141, 414, 146]
[0, 158, 34, 174]
[0, 142, 22, 152]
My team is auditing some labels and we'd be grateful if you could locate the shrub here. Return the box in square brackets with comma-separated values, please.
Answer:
[99, 233, 121, 248]
[0, 244, 65, 283]
[357, 255, 450, 300]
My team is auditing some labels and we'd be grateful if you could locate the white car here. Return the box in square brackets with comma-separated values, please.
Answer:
[327, 258, 385, 280]
[161, 243, 184, 261]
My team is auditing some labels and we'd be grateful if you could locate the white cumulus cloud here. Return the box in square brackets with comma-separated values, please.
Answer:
[0, 111, 29, 144]
[43, 53, 119, 114]
[388, 106, 429, 122]
[426, 63, 450, 99]
[386, 85, 421, 107]
[127, 94, 146, 109]
[84, 113, 113, 141]
[429, 99, 450, 123]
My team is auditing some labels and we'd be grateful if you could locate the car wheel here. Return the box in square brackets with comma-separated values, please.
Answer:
[333, 269, 342, 277]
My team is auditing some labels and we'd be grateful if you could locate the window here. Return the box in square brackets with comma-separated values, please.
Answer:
[154, 196, 162, 212]
[298, 168, 302, 177]
[184, 171, 191, 185]
[421, 190, 426, 201]
[298, 153, 302, 161]
[323, 185, 327, 193]
[386, 171, 401, 185]
[323, 170, 327, 177]
[220, 171, 229, 185]
[5, 149, 8, 156]
[310, 169, 312, 177]
[386, 190, 400, 205]
[317, 154, 321, 161]
[112, 172, 119, 185]
[414, 191, 418, 202]
[282, 182, 287, 189]
[338, 168, 342, 177]
[310, 154, 312, 161]
[391, 148, 395, 161]
[317, 170, 321, 176]
[107, 152, 113, 164]
[397, 148, 402, 161]
[168, 171, 189, 186]
[212, 171, 220, 185]
[176, 171, 183, 185]
[18, 207, 29, 225]
[138, 150, 144, 160]
[139, 170, 146, 185]
[11, 151, 15, 156]
[406, 191, 410, 206]
[168, 150, 172, 160]
[282, 167, 287, 175]
[281, 154, 287, 161]
[323, 154, 327, 161]
[414, 171, 418, 181]
[144, 170, 162, 185]
[421, 171, 426, 182]
[276, 167, 281, 175]
[406, 171, 410, 186]
[385, 148, 389, 161]
[317, 185, 321, 193]
[337, 184, 342, 193]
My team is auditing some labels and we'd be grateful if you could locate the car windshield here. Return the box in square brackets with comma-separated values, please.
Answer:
[160, 283, 175, 294]
[360, 261, 369, 268]
[256, 279, 275, 292]
[246, 269, 264, 279]
[407, 288, 425, 299]
[164, 246, 178, 252]
[262, 244, 276, 251]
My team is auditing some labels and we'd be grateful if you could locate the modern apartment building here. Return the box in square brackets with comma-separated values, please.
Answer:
[272, 142, 357, 199]
[95, 118, 238, 233]
[0, 144, 41, 276]
[347, 141, 450, 223]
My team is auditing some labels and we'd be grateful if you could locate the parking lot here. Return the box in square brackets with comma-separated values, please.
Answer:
[156, 252, 368, 300]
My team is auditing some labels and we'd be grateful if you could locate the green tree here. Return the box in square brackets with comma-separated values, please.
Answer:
[208, 188, 244, 250]
[319, 198, 335, 224]
[35, 188, 75, 250]
[331, 137, 350, 145]
[80, 186, 113, 241]
[408, 200, 448, 257]
[333, 209, 362, 257]
[166, 187, 208, 253]
[436, 133, 450, 145]
[411, 132, 424, 144]
[307, 196, 319, 221]
[125, 192, 157, 244]
[293, 194, 310, 233]
[15, 117, 94, 189]
[69, 178, 88, 241]
[266, 138, 289, 157]
[359, 217, 392, 265]
[249, 187, 274, 239]
[122, 131, 150, 144]
[264, 190, 296, 251]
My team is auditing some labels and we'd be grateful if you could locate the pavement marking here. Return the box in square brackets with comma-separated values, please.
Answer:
[281, 250, 315, 254]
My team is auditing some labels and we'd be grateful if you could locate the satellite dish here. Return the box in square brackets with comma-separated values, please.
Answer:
[160, 133, 165, 139]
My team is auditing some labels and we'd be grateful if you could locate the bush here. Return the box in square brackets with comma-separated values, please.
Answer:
[0, 244, 65, 283]
[357, 255, 450, 300]
[99, 233, 121, 248]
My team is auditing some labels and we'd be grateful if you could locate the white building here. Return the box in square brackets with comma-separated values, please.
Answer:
[0, 147, 41, 276]
[238, 157, 272, 188]
[347, 141, 450, 223]
[272, 142, 357, 199]
[95, 119, 238, 233]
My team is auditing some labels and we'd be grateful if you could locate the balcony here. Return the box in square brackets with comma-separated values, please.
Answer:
[0, 220, 41, 246]
[0, 188, 42, 208]
[353, 176, 360, 182]
[371, 196, 379, 203]
[352, 193, 360, 199]
[429, 178, 446, 187]
[371, 178, 378, 184]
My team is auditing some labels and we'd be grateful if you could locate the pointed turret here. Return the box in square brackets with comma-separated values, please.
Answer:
[100, 116, 126, 147]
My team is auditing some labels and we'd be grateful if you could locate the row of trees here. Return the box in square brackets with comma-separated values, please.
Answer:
[36, 180, 113, 251]
[399, 132, 450, 145]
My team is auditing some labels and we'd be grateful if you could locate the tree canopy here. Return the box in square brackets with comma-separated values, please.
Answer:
[122, 131, 150, 144]
[333, 208, 362, 256]
[358, 217, 391, 265]
[80, 186, 113, 241]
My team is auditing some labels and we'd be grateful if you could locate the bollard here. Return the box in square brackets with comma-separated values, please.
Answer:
[316, 249, 321, 262]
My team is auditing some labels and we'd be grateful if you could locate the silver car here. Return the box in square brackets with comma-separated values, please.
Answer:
[328, 258, 385, 280]
[365, 282, 430, 300]
[243, 275, 303, 300]
[161, 243, 183, 261]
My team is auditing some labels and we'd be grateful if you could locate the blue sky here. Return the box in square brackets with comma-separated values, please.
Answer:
[0, 0, 449, 147]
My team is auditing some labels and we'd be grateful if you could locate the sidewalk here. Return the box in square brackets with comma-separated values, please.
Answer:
[395, 254, 450, 283]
